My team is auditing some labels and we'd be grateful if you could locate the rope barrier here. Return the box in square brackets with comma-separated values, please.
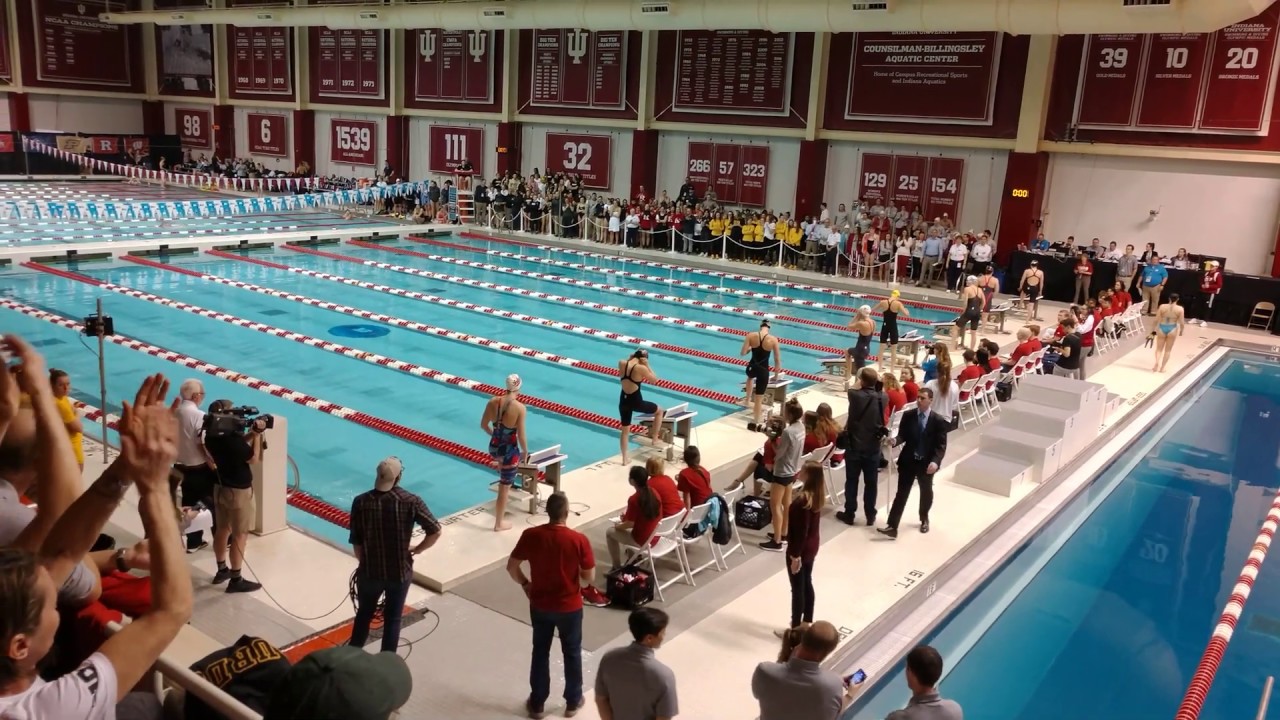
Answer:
[1174, 489, 1280, 720]
[413, 234, 934, 328]
[24, 261, 648, 435]
[347, 240, 858, 337]
[71, 398, 353, 529]
[208, 250, 831, 385]
[123, 254, 742, 407]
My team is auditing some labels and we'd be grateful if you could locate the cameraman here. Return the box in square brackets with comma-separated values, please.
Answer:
[204, 400, 263, 594]
[836, 367, 887, 527]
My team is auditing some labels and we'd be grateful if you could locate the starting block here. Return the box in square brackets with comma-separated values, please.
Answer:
[986, 301, 1014, 334]
[818, 356, 846, 376]
[636, 403, 698, 453]
[765, 376, 793, 407]
[489, 444, 567, 515]
[931, 321, 960, 348]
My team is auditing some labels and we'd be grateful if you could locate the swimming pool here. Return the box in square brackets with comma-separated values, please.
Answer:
[847, 352, 1280, 720]
[0, 232, 959, 544]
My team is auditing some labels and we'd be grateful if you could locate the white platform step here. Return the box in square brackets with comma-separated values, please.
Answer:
[979, 428, 1064, 485]
[952, 452, 1033, 497]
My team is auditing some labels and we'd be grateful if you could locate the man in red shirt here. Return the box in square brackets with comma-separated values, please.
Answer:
[508, 492, 605, 719]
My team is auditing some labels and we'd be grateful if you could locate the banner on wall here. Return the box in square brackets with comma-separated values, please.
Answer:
[545, 132, 611, 189]
[673, 31, 791, 116]
[527, 29, 627, 110]
[846, 32, 1002, 125]
[0, 136, 14, 153]
[411, 29, 495, 104]
[857, 152, 966, 221]
[55, 136, 88, 154]
[428, 125, 483, 173]
[685, 142, 769, 207]
[33, 0, 135, 88]
[247, 113, 289, 157]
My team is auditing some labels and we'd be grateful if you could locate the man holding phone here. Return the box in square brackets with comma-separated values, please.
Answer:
[752, 621, 866, 720]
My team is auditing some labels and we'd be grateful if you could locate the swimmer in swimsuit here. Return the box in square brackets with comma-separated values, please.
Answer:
[844, 305, 877, 383]
[1019, 261, 1045, 321]
[481, 373, 528, 531]
[871, 289, 911, 369]
[619, 350, 664, 464]
[1152, 294, 1186, 373]
[956, 276, 985, 351]
[741, 319, 782, 427]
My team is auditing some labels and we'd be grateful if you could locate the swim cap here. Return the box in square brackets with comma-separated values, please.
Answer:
[859, 304, 872, 315]
[890, 289, 901, 298]
[505, 374, 522, 392]
[966, 275, 978, 286]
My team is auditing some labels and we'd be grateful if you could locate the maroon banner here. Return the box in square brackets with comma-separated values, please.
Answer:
[545, 132, 612, 190]
[247, 113, 288, 157]
[330, 118, 376, 166]
[157, 24, 214, 96]
[858, 153, 893, 203]
[737, 145, 769, 208]
[0, 135, 13, 153]
[412, 30, 494, 104]
[428, 125, 483, 174]
[175, 107, 213, 150]
[686, 142, 714, 199]
[712, 143, 739, 204]
[1136, 34, 1211, 129]
[91, 136, 119, 154]
[0, 0, 11, 83]
[529, 30, 627, 109]
[925, 157, 965, 220]
[673, 31, 791, 115]
[125, 137, 149, 154]
[1200, 14, 1280, 131]
[1075, 34, 1144, 126]
[890, 155, 928, 211]
[229, 26, 292, 97]
[846, 32, 1001, 124]
[313, 27, 383, 99]
[33, 0, 133, 87]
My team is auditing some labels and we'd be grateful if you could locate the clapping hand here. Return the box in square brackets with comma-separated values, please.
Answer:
[3, 334, 50, 400]
[118, 374, 180, 496]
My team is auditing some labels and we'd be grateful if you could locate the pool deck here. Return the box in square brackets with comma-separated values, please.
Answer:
[67, 220, 1277, 719]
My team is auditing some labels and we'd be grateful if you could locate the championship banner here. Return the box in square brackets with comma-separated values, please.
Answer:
[24, 138, 314, 192]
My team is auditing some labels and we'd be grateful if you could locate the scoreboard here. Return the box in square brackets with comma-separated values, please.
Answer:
[685, 142, 769, 207]
[1073, 6, 1280, 134]
[857, 153, 965, 221]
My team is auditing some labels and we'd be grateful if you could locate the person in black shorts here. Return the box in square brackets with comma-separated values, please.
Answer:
[955, 276, 984, 350]
[844, 306, 876, 383]
[618, 350, 664, 464]
[871, 290, 910, 369]
[741, 320, 781, 428]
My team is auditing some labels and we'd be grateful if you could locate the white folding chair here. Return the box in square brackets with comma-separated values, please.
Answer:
[619, 512, 690, 602]
[978, 371, 1002, 417]
[677, 502, 719, 580]
[956, 377, 983, 429]
[822, 447, 846, 508]
[715, 486, 747, 567]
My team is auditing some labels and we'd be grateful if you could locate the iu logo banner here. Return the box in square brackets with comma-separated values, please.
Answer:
[469, 31, 487, 62]
[567, 30, 589, 65]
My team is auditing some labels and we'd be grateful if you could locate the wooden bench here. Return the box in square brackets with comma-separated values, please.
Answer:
[489, 445, 568, 515]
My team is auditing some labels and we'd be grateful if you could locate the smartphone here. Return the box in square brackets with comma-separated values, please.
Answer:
[845, 669, 866, 685]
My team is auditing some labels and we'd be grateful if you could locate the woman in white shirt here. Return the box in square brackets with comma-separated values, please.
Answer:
[607, 207, 622, 245]
[923, 356, 960, 430]
[969, 237, 993, 274]
[946, 237, 970, 293]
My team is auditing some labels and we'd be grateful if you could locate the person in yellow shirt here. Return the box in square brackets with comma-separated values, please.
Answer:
[49, 369, 84, 469]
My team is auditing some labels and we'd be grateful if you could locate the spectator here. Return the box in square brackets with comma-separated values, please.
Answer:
[879, 387, 948, 539]
[675, 446, 712, 508]
[885, 646, 963, 720]
[204, 399, 263, 594]
[752, 621, 860, 720]
[782, 463, 824, 634]
[836, 367, 887, 527]
[508, 492, 602, 719]
[48, 369, 84, 470]
[1052, 316, 1083, 380]
[776, 623, 807, 663]
[900, 367, 920, 403]
[760, 399, 804, 552]
[645, 456, 685, 519]
[263, 645, 412, 720]
[882, 372, 907, 423]
[348, 457, 441, 652]
[1004, 328, 1038, 370]
[1073, 252, 1094, 305]
[608, 466, 664, 568]
[175, 379, 216, 552]
[1140, 255, 1168, 316]
[594, 608, 678, 720]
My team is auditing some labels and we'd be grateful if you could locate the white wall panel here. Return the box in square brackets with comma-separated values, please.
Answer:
[0, 95, 11, 131]
[1044, 154, 1280, 275]
[825, 143, 1007, 234]
[408, 117, 497, 182]
[29, 96, 143, 134]
[657, 130, 801, 212]
[520, 122, 633, 195]
[313, 110, 387, 178]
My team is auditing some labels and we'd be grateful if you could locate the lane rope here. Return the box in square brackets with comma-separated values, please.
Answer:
[283, 244, 849, 358]
[418, 234, 934, 327]
[72, 399, 353, 529]
[22, 261, 648, 435]
[123, 254, 742, 406]
[1174, 488, 1280, 720]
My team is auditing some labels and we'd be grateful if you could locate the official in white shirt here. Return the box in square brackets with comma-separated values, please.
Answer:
[176, 378, 215, 551]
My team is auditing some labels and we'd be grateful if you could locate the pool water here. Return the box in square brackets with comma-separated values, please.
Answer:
[847, 353, 1280, 720]
[0, 231, 959, 545]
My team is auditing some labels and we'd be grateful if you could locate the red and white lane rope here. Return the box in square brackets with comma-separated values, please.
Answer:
[123, 254, 743, 406]
[347, 240, 857, 336]
[0, 297, 495, 472]
[1175, 489, 1280, 720]
[459, 230, 965, 315]
[24, 262, 648, 435]
[286, 244, 847, 357]
[71, 399, 353, 529]
[417, 235, 934, 327]
[210, 250, 833, 385]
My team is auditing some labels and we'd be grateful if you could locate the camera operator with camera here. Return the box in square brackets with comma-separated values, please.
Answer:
[204, 400, 271, 594]
[836, 367, 888, 527]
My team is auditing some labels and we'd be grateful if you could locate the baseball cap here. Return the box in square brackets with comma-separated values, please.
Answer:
[263, 646, 412, 720]
[375, 456, 403, 491]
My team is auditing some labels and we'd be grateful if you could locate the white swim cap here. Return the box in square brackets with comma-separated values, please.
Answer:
[505, 374, 522, 392]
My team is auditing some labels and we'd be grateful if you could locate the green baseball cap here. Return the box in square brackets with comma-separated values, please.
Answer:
[263, 646, 412, 720]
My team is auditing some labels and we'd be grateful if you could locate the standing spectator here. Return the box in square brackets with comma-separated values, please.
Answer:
[879, 387, 948, 538]
[752, 621, 860, 720]
[884, 646, 963, 720]
[1194, 260, 1223, 325]
[760, 399, 804, 552]
[48, 369, 83, 470]
[1072, 252, 1094, 305]
[1139, 255, 1168, 316]
[1115, 244, 1139, 300]
[836, 367, 886, 527]
[176, 378, 216, 552]
[508, 492, 602, 719]
[348, 457, 442, 652]
[782, 463, 824, 634]
[944, 236, 968, 292]
[205, 400, 264, 594]
[594, 608, 678, 720]
[917, 233, 943, 288]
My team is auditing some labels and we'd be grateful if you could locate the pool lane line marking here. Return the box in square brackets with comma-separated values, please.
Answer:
[459, 230, 965, 316]
[0, 296, 496, 474]
[282, 243, 849, 359]
[125, 254, 742, 407]
[22, 261, 648, 435]
[421, 234, 934, 327]
[1175, 488, 1280, 720]
[72, 398, 353, 529]
[213, 249, 833, 385]
[346, 239, 862, 339]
